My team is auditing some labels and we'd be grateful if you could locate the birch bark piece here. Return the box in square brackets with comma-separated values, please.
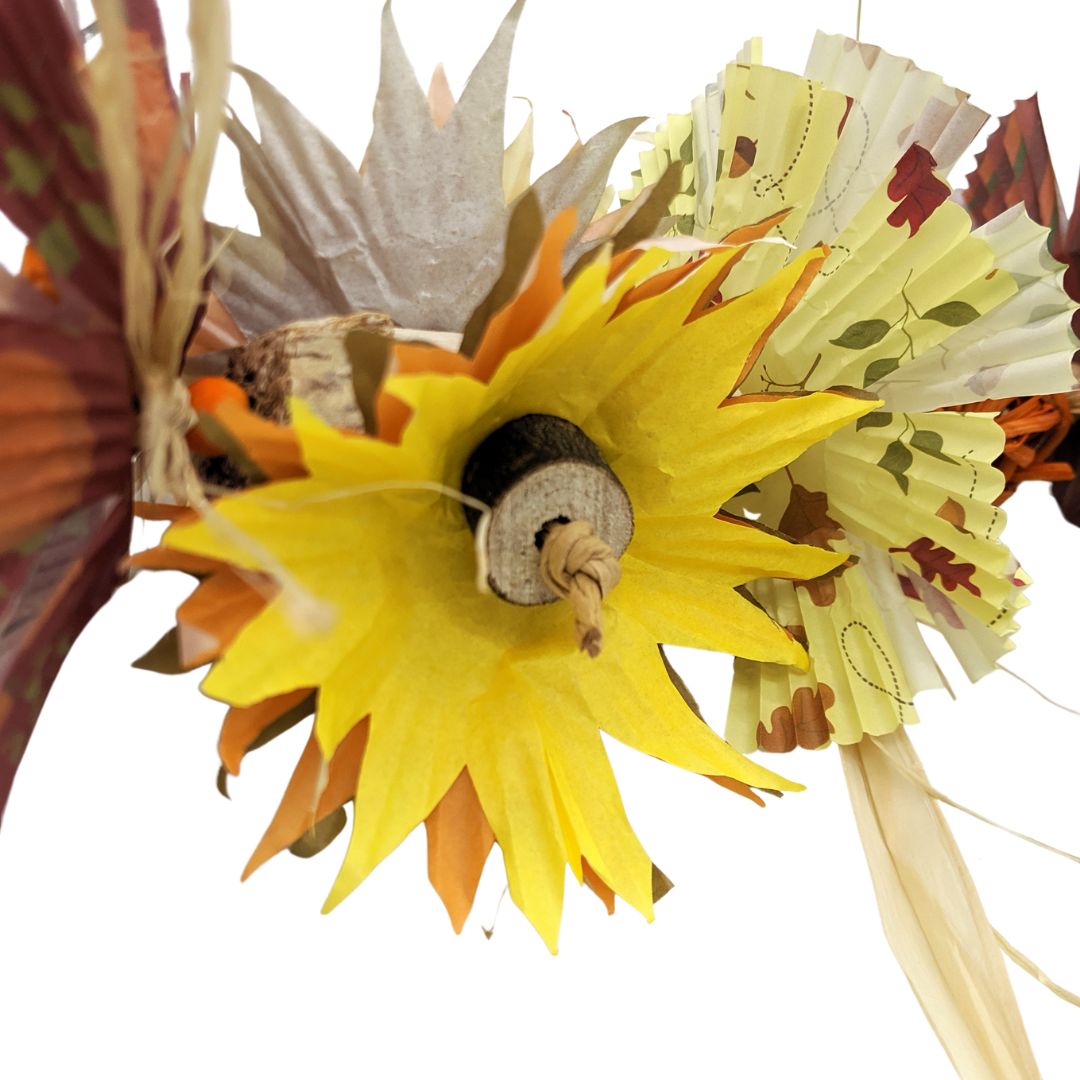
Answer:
[226, 312, 393, 429]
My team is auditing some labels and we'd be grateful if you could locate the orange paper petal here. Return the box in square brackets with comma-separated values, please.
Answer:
[212, 399, 306, 479]
[242, 718, 369, 880]
[379, 210, 577, 443]
[424, 768, 496, 933]
[582, 857, 616, 915]
[709, 774, 767, 808]
[127, 544, 223, 576]
[176, 569, 270, 668]
[18, 245, 58, 302]
[219, 687, 314, 775]
[470, 207, 576, 381]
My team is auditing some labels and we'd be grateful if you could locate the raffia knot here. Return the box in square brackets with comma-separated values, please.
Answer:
[538, 520, 621, 658]
[139, 372, 202, 505]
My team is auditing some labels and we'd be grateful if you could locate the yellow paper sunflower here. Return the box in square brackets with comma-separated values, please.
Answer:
[148, 229, 874, 950]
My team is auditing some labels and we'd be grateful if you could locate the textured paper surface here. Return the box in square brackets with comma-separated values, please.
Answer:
[213, 3, 641, 337]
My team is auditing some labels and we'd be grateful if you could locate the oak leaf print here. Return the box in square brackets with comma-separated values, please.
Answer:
[886, 144, 950, 237]
[758, 683, 836, 752]
[889, 537, 981, 596]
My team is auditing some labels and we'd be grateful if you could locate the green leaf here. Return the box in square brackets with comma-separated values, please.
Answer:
[34, 218, 78, 276]
[678, 128, 694, 165]
[459, 190, 542, 357]
[345, 328, 391, 435]
[862, 355, 902, 387]
[672, 212, 696, 235]
[830, 319, 891, 350]
[77, 201, 118, 246]
[877, 439, 912, 494]
[651, 864, 674, 903]
[921, 300, 979, 326]
[289, 807, 348, 859]
[192, 413, 266, 482]
[856, 411, 893, 430]
[5, 147, 48, 195]
[61, 123, 99, 170]
[244, 693, 315, 757]
[566, 161, 682, 282]
[132, 629, 186, 674]
[0, 83, 36, 123]
[909, 428, 955, 463]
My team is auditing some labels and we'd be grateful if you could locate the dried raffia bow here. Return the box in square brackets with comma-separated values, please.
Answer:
[83, 0, 348, 637]
[85, 0, 229, 510]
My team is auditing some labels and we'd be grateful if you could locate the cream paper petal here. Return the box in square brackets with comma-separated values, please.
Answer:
[619, 33, 989, 296]
[878, 204, 1079, 412]
[797, 32, 989, 250]
[823, 412, 1015, 626]
[726, 541, 942, 753]
[744, 174, 1016, 395]
[725, 408, 1022, 749]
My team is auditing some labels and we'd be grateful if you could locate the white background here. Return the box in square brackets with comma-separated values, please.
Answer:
[1, 1, 1079, 1077]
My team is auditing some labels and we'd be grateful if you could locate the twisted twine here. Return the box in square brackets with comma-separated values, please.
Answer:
[538, 521, 621, 657]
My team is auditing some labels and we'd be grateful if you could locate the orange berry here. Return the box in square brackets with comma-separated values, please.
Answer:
[19, 245, 59, 302]
[185, 376, 249, 457]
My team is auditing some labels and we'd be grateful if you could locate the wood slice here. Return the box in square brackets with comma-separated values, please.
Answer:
[461, 414, 633, 605]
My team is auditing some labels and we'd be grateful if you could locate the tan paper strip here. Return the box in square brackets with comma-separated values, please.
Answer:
[840, 729, 1040, 1078]
[995, 929, 1080, 1009]
[873, 735, 1080, 865]
[996, 664, 1080, 718]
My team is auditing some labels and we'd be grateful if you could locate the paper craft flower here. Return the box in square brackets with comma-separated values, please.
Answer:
[144, 232, 873, 950]
[214, 0, 642, 338]
[621, 36, 1079, 1074]
[622, 34, 1078, 751]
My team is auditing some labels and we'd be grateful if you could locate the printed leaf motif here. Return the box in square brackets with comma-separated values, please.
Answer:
[909, 429, 954, 463]
[678, 129, 694, 166]
[856, 410, 893, 430]
[778, 484, 843, 547]
[779, 485, 847, 607]
[830, 319, 891, 350]
[886, 144, 950, 237]
[729, 135, 757, 178]
[889, 537, 981, 596]
[878, 439, 913, 493]
[863, 355, 902, 387]
[921, 300, 980, 327]
[758, 684, 836, 752]
[936, 497, 969, 533]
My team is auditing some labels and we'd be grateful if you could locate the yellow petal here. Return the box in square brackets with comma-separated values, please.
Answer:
[616, 554, 809, 668]
[547, 632, 803, 792]
[630, 513, 846, 585]
[541, 715, 654, 920]
[323, 704, 467, 914]
[674, 391, 880, 509]
[467, 682, 568, 953]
